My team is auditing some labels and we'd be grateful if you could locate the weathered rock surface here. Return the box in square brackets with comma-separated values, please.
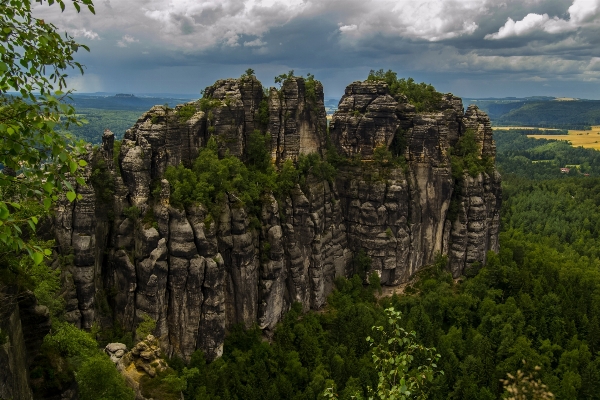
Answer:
[0, 289, 51, 400]
[268, 77, 327, 163]
[53, 77, 501, 362]
[115, 335, 169, 400]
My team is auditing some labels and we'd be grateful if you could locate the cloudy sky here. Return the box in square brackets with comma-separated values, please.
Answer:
[34, 0, 600, 100]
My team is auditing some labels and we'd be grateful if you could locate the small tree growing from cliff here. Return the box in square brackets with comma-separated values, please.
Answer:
[275, 70, 294, 87]
[450, 129, 494, 179]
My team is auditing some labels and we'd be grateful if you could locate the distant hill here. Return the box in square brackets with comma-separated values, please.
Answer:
[65, 93, 196, 111]
[62, 94, 196, 144]
[464, 97, 600, 129]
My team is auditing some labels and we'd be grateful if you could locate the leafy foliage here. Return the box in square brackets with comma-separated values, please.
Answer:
[76, 353, 135, 400]
[136, 313, 157, 340]
[165, 134, 336, 221]
[257, 97, 270, 127]
[123, 205, 141, 220]
[0, 0, 94, 262]
[90, 155, 115, 206]
[42, 320, 97, 359]
[198, 96, 222, 112]
[165, 137, 267, 216]
[500, 363, 555, 400]
[304, 73, 317, 105]
[245, 130, 271, 171]
[274, 70, 295, 87]
[178, 104, 198, 123]
[366, 307, 442, 399]
[367, 69, 442, 112]
[450, 129, 494, 178]
[243, 68, 255, 78]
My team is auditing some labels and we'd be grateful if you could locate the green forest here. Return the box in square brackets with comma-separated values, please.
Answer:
[465, 99, 600, 130]
[61, 94, 195, 144]
[63, 108, 141, 144]
[494, 130, 600, 179]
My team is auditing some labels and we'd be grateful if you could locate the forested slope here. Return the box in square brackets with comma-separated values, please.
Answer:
[464, 98, 600, 130]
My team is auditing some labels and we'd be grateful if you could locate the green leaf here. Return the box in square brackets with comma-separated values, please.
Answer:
[43, 181, 54, 193]
[66, 191, 76, 202]
[32, 252, 44, 265]
[78, 159, 88, 167]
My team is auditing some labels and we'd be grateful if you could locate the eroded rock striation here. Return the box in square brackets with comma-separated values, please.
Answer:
[53, 77, 501, 361]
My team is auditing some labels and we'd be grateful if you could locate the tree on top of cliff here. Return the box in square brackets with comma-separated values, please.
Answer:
[274, 70, 294, 88]
[0, 0, 94, 263]
[367, 69, 442, 112]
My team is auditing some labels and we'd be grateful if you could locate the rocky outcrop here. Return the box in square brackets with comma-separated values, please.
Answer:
[330, 82, 501, 284]
[109, 336, 170, 400]
[53, 76, 501, 362]
[0, 289, 51, 400]
[268, 77, 327, 163]
[330, 81, 401, 158]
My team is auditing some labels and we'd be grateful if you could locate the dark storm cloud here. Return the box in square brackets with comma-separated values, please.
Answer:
[32, 0, 600, 99]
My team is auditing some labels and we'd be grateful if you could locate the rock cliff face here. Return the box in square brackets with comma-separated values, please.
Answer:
[0, 289, 51, 400]
[52, 77, 501, 361]
[329, 82, 501, 284]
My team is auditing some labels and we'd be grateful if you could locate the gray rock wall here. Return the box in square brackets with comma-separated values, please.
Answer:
[54, 77, 501, 361]
[0, 290, 51, 400]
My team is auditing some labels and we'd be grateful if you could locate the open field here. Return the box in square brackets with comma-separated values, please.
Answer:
[493, 126, 564, 131]
[528, 125, 600, 150]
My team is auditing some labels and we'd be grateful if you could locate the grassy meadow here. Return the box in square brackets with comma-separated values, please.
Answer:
[493, 126, 600, 150]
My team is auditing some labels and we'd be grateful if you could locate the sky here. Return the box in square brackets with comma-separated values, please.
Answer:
[33, 0, 600, 100]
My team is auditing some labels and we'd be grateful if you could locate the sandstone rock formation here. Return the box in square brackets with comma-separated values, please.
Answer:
[52, 76, 501, 362]
[110, 335, 170, 400]
[0, 289, 51, 400]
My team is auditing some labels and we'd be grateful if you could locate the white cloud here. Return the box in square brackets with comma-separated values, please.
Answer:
[486, 0, 600, 39]
[71, 28, 100, 40]
[333, 0, 499, 42]
[142, 0, 307, 49]
[244, 38, 266, 47]
[339, 24, 357, 33]
[117, 35, 139, 48]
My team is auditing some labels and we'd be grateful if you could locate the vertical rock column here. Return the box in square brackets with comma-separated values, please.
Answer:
[267, 77, 327, 163]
